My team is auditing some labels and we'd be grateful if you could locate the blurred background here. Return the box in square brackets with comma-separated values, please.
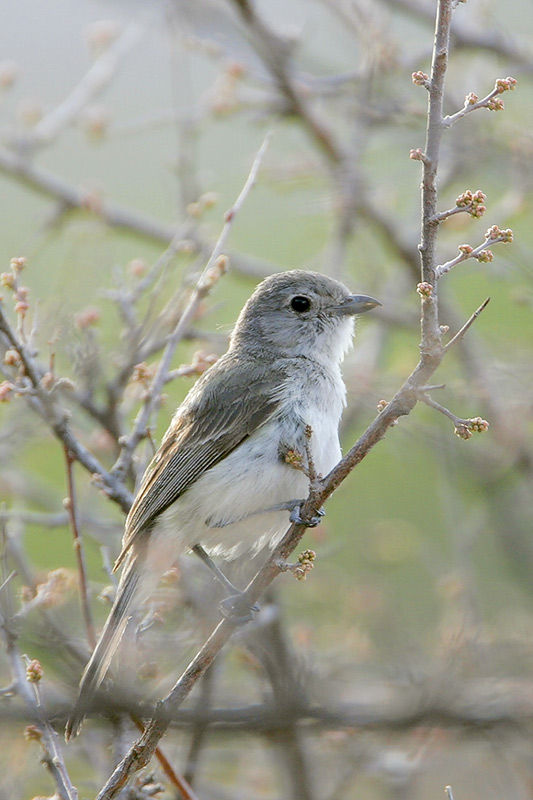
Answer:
[1, 0, 532, 798]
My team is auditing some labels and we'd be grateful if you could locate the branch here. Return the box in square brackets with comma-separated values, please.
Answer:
[443, 297, 491, 351]
[0, 302, 133, 513]
[63, 445, 96, 650]
[0, 147, 278, 280]
[25, 24, 142, 149]
[434, 225, 513, 279]
[110, 131, 272, 482]
[443, 76, 517, 127]
[0, 145, 177, 244]
[0, 624, 78, 800]
[227, 0, 343, 165]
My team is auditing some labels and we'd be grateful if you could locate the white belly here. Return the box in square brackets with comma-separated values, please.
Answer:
[158, 394, 343, 559]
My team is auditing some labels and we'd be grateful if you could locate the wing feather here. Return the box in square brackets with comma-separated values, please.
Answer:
[114, 356, 285, 568]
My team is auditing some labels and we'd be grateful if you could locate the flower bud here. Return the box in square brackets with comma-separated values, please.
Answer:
[26, 659, 43, 683]
[416, 281, 433, 298]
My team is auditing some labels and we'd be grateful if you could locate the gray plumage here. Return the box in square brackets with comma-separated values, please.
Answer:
[65, 270, 379, 739]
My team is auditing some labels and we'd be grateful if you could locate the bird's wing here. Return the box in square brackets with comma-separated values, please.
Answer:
[114, 356, 286, 569]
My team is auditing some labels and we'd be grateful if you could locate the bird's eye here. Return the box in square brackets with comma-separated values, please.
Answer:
[290, 295, 312, 313]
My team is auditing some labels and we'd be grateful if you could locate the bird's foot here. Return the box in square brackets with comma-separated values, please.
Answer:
[289, 504, 325, 528]
[219, 592, 259, 625]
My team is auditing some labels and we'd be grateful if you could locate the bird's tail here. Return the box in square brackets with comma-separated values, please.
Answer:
[65, 556, 140, 740]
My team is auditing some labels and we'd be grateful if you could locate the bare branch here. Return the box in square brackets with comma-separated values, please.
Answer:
[26, 24, 143, 149]
[63, 445, 96, 650]
[0, 304, 133, 513]
[444, 297, 491, 351]
[111, 131, 273, 482]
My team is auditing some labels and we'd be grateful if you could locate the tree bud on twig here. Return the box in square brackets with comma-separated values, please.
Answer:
[75, 306, 101, 329]
[454, 424, 472, 440]
[10, 257, 27, 272]
[3, 348, 20, 366]
[24, 724, 42, 742]
[25, 658, 43, 683]
[293, 549, 316, 581]
[455, 189, 486, 217]
[412, 71, 430, 87]
[0, 272, 15, 288]
[486, 224, 513, 243]
[469, 416, 489, 433]
[486, 96, 505, 111]
[495, 76, 517, 93]
[409, 148, 426, 161]
[417, 281, 433, 298]
[0, 381, 13, 402]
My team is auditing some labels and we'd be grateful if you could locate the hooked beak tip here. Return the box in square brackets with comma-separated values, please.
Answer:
[340, 294, 382, 316]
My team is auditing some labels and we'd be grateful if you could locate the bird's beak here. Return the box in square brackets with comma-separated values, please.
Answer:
[334, 294, 382, 316]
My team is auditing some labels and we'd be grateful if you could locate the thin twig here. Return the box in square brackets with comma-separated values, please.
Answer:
[443, 79, 516, 128]
[63, 445, 96, 650]
[0, 570, 16, 595]
[111, 130, 273, 482]
[0, 619, 79, 800]
[444, 297, 491, 351]
[28, 25, 142, 148]
[435, 233, 511, 279]
[417, 392, 462, 425]
[0, 304, 133, 513]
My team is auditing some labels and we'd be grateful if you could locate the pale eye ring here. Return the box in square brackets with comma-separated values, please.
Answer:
[290, 295, 312, 313]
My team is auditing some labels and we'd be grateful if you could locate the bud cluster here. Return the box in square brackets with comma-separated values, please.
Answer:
[412, 70, 429, 87]
[26, 658, 43, 683]
[284, 448, 305, 470]
[495, 76, 517, 93]
[475, 249, 494, 263]
[131, 361, 155, 387]
[416, 281, 433, 298]
[24, 724, 42, 743]
[1, 256, 29, 319]
[455, 189, 486, 218]
[198, 254, 228, 292]
[75, 306, 101, 329]
[486, 96, 504, 111]
[485, 224, 513, 243]
[454, 417, 490, 440]
[189, 350, 218, 376]
[186, 192, 219, 219]
[21, 568, 74, 610]
[210, 60, 246, 116]
[0, 381, 13, 402]
[293, 549, 316, 581]
[409, 148, 425, 161]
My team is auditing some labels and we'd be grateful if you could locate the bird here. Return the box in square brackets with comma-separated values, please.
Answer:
[65, 269, 380, 739]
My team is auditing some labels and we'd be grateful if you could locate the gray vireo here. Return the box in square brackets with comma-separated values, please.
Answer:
[66, 269, 379, 738]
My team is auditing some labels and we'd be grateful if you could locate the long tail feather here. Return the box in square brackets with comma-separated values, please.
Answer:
[65, 557, 140, 740]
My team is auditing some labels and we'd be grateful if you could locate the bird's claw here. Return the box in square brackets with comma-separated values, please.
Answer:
[219, 593, 259, 625]
[289, 504, 325, 528]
